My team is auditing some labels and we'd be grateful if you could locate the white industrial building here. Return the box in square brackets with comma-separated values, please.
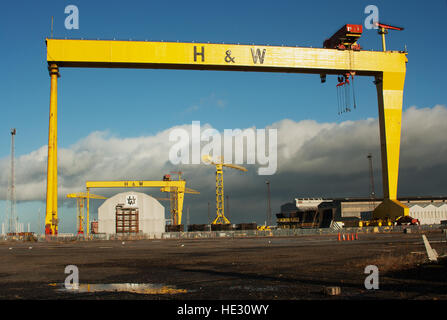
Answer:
[97, 192, 165, 238]
[278, 197, 447, 227]
[408, 203, 447, 225]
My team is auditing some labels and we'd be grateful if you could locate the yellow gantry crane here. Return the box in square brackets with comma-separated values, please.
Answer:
[45, 24, 409, 234]
[66, 192, 107, 235]
[202, 155, 247, 224]
[84, 179, 199, 235]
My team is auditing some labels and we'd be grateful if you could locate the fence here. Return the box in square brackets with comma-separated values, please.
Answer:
[0, 224, 442, 242]
[161, 224, 442, 239]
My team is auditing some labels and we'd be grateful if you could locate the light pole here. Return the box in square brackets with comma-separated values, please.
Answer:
[226, 195, 230, 223]
[265, 180, 272, 226]
[207, 201, 211, 225]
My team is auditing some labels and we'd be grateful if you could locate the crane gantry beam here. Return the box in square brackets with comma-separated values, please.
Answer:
[46, 38, 406, 74]
[44, 35, 409, 234]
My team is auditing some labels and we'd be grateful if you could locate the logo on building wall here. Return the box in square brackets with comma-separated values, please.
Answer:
[126, 195, 138, 207]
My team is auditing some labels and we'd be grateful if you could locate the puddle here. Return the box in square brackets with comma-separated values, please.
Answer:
[51, 283, 187, 294]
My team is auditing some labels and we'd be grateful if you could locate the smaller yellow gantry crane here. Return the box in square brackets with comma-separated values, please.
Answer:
[66, 192, 107, 235]
[85, 179, 199, 234]
[202, 155, 247, 224]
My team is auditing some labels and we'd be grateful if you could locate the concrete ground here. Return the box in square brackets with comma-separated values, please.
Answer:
[0, 230, 446, 300]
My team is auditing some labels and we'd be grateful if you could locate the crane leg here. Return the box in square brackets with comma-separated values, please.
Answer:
[79, 199, 85, 235]
[177, 191, 184, 226]
[45, 64, 59, 236]
[169, 191, 176, 224]
[374, 71, 409, 220]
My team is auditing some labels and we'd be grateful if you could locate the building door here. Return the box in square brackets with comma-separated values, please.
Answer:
[115, 205, 139, 234]
[320, 209, 334, 228]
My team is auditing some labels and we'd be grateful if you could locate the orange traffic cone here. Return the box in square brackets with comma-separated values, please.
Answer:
[342, 234, 345, 241]
[351, 233, 354, 241]
[338, 233, 341, 241]
[355, 233, 358, 240]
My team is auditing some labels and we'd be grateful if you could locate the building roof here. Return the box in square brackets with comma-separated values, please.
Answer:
[294, 196, 447, 203]
[409, 202, 447, 209]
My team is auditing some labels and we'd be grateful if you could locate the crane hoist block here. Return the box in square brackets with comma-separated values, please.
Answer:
[323, 24, 363, 50]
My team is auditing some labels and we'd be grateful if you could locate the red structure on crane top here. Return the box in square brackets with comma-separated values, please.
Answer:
[376, 22, 404, 31]
[323, 24, 363, 51]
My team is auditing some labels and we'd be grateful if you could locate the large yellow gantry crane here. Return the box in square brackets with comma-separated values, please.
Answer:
[202, 155, 247, 224]
[44, 24, 409, 235]
[84, 180, 199, 235]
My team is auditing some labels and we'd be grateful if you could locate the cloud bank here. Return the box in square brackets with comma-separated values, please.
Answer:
[1, 105, 446, 224]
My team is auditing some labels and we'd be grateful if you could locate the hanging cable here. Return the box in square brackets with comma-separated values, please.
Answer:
[336, 76, 345, 115]
[351, 73, 357, 109]
[336, 85, 340, 115]
[345, 82, 349, 112]
[345, 73, 351, 113]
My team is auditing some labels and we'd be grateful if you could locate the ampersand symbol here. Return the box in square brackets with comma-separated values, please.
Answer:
[225, 50, 235, 63]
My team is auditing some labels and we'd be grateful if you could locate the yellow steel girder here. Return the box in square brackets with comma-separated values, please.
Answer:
[45, 64, 59, 236]
[46, 39, 406, 74]
[86, 180, 186, 189]
[45, 38, 409, 235]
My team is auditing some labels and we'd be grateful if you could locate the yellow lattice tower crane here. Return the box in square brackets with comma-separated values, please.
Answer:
[66, 192, 107, 235]
[202, 155, 247, 224]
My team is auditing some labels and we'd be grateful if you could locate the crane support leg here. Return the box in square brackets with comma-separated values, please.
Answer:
[374, 71, 409, 219]
[45, 64, 59, 236]
[177, 191, 184, 226]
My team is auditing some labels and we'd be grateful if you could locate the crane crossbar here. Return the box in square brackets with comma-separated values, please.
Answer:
[46, 39, 406, 75]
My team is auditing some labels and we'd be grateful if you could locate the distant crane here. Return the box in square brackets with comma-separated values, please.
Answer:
[202, 155, 247, 224]
[66, 192, 107, 235]
[85, 179, 200, 234]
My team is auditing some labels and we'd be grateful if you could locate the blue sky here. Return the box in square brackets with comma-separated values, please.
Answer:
[0, 0, 446, 233]
[1, 0, 445, 156]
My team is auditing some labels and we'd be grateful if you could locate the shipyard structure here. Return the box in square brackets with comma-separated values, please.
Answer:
[277, 197, 447, 228]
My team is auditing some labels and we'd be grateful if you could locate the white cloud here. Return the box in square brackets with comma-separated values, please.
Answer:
[1, 105, 446, 213]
